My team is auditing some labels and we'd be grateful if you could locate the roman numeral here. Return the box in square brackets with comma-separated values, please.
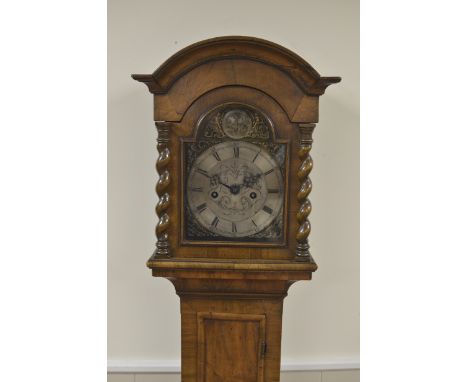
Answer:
[232, 222, 237, 233]
[262, 206, 273, 214]
[190, 187, 203, 192]
[251, 219, 258, 231]
[212, 151, 221, 161]
[211, 216, 219, 228]
[263, 168, 274, 176]
[196, 203, 207, 213]
[267, 188, 279, 194]
[233, 145, 239, 158]
[252, 151, 260, 162]
[196, 168, 210, 177]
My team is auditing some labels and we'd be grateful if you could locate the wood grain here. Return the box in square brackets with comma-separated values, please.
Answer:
[197, 312, 265, 382]
[132, 36, 340, 96]
[173, 276, 292, 382]
[132, 36, 340, 382]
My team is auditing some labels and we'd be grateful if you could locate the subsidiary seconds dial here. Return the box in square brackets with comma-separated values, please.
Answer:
[187, 141, 284, 238]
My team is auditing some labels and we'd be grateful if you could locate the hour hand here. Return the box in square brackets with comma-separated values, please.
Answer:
[219, 181, 232, 190]
[221, 182, 242, 195]
[211, 174, 231, 190]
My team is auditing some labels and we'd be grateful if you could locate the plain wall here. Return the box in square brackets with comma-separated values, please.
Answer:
[108, 0, 359, 365]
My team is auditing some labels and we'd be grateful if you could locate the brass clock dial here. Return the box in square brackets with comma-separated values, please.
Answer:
[187, 141, 284, 238]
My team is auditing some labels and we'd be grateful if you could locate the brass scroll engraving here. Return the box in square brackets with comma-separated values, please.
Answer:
[296, 123, 316, 260]
[198, 104, 271, 142]
[154, 122, 171, 256]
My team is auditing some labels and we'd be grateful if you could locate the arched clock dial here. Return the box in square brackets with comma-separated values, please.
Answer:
[187, 141, 284, 238]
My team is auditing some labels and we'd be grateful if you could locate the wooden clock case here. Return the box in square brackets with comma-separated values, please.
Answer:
[133, 36, 340, 382]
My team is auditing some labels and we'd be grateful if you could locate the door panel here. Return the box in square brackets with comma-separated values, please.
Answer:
[197, 312, 266, 382]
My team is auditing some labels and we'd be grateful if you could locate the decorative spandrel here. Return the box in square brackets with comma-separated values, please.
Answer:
[182, 104, 288, 245]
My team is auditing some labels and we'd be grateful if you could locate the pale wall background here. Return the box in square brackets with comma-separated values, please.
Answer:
[108, 0, 359, 371]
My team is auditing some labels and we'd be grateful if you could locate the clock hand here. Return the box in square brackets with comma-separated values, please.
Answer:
[212, 174, 243, 195]
[218, 181, 233, 191]
[217, 179, 241, 195]
[210, 174, 231, 190]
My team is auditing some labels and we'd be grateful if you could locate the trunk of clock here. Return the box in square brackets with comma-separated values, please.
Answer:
[151, 259, 315, 382]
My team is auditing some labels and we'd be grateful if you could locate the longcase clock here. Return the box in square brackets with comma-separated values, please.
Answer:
[132, 36, 340, 382]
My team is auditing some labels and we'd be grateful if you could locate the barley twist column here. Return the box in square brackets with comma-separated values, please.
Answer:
[154, 122, 171, 257]
[295, 123, 316, 261]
